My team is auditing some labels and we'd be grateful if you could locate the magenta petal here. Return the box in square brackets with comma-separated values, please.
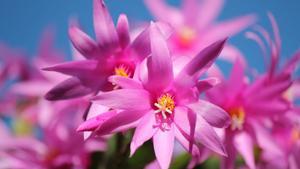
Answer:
[45, 77, 93, 100]
[175, 39, 226, 88]
[95, 110, 146, 135]
[233, 132, 256, 169]
[146, 22, 173, 91]
[130, 112, 157, 156]
[196, 77, 220, 93]
[188, 100, 230, 128]
[77, 110, 117, 132]
[153, 127, 175, 169]
[116, 14, 130, 49]
[93, 0, 119, 52]
[174, 126, 200, 156]
[194, 114, 227, 156]
[68, 26, 98, 59]
[92, 89, 151, 110]
[108, 75, 143, 89]
[42, 60, 98, 77]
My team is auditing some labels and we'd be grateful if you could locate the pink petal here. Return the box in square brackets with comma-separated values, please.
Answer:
[227, 57, 246, 99]
[95, 110, 146, 135]
[194, 114, 227, 156]
[92, 89, 151, 110]
[108, 75, 143, 89]
[188, 100, 230, 128]
[116, 14, 130, 49]
[77, 110, 117, 132]
[130, 112, 157, 156]
[233, 132, 256, 169]
[175, 39, 226, 89]
[45, 77, 93, 100]
[174, 126, 200, 156]
[144, 0, 182, 26]
[196, 77, 220, 93]
[153, 126, 175, 169]
[69, 26, 98, 59]
[42, 60, 98, 77]
[203, 14, 256, 44]
[146, 22, 173, 91]
[93, 0, 119, 53]
[196, 0, 224, 30]
[221, 131, 237, 169]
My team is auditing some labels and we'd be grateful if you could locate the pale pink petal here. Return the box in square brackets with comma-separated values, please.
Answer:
[130, 112, 157, 156]
[203, 15, 256, 44]
[194, 114, 227, 156]
[108, 75, 143, 89]
[92, 89, 151, 110]
[188, 100, 230, 128]
[146, 22, 173, 91]
[233, 132, 256, 169]
[196, 0, 224, 30]
[153, 126, 175, 169]
[144, 0, 183, 26]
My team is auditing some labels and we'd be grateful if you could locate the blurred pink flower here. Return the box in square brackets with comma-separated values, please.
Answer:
[144, 0, 256, 58]
[78, 23, 230, 169]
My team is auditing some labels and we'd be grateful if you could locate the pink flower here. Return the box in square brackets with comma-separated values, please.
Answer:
[144, 0, 256, 57]
[78, 23, 230, 169]
[204, 14, 299, 169]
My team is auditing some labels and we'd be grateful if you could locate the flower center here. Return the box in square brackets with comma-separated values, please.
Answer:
[177, 26, 197, 48]
[114, 65, 131, 77]
[229, 107, 245, 131]
[154, 93, 175, 119]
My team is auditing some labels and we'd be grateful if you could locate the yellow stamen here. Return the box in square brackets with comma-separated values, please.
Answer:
[229, 107, 245, 130]
[154, 93, 175, 119]
[178, 27, 197, 48]
[114, 65, 131, 77]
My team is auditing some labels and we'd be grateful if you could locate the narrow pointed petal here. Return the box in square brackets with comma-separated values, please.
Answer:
[43, 60, 98, 77]
[146, 22, 173, 91]
[153, 127, 175, 169]
[45, 77, 93, 100]
[93, 0, 119, 52]
[108, 75, 143, 89]
[116, 14, 130, 49]
[196, 77, 220, 93]
[234, 132, 256, 169]
[221, 132, 237, 169]
[175, 39, 226, 88]
[227, 58, 246, 98]
[188, 100, 230, 128]
[69, 26, 98, 59]
[92, 89, 151, 110]
[95, 110, 146, 135]
[130, 112, 157, 156]
[77, 110, 117, 132]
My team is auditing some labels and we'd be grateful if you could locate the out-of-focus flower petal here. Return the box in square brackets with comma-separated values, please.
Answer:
[108, 75, 143, 89]
[196, 77, 220, 93]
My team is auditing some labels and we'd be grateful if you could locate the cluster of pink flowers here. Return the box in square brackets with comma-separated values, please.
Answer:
[0, 0, 299, 169]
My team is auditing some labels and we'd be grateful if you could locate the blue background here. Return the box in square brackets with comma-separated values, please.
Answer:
[0, 0, 299, 72]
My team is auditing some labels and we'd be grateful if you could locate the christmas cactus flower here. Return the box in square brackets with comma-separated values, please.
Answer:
[78, 22, 230, 169]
